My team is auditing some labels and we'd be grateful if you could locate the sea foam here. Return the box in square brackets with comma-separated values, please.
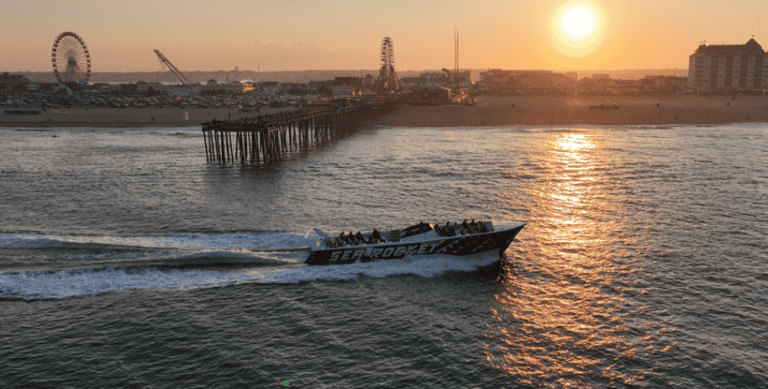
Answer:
[0, 252, 500, 299]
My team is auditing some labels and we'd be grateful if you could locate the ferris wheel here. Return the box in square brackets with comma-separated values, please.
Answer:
[380, 37, 394, 77]
[51, 32, 91, 84]
[374, 37, 401, 93]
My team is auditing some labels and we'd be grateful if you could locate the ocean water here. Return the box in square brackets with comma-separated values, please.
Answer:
[1, 122, 767, 388]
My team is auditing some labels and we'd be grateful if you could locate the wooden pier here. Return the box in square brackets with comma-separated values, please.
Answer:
[202, 102, 394, 165]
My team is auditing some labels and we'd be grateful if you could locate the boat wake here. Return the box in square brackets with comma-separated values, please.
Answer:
[0, 232, 502, 299]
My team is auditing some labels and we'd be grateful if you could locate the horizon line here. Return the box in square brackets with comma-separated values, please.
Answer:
[5, 67, 689, 74]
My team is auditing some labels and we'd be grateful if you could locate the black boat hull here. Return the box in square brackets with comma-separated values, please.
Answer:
[305, 224, 524, 265]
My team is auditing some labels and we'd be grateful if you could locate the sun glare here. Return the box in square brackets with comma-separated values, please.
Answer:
[561, 6, 595, 39]
[548, 2, 605, 58]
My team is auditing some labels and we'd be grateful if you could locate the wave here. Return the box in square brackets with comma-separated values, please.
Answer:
[256, 252, 500, 284]
[11, 128, 53, 132]
[0, 231, 316, 252]
[0, 233, 501, 299]
[0, 267, 260, 300]
[0, 232, 314, 275]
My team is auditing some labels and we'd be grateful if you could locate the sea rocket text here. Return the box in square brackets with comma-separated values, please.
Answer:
[327, 242, 443, 262]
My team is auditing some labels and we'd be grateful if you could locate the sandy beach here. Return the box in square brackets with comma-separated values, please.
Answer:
[374, 95, 768, 127]
[2, 95, 767, 128]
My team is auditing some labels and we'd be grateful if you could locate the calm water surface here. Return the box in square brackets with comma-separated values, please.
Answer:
[1, 123, 767, 388]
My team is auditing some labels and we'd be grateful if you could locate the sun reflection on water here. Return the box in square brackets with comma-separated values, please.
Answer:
[486, 130, 651, 387]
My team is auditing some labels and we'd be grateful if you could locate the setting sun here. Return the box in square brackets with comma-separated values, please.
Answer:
[547, 2, 607, 60]
[561, 6, 595, 39]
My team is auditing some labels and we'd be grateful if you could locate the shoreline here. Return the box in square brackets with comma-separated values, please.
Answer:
[0, 106, 290, 129]
[373, 95, 768, 127]
[2, 95, 767, 128]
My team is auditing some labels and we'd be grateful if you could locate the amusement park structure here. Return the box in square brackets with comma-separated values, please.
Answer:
[51, 32, 91, 87]
[443, 24, 461, 91]
[373, 37, 402, 94]
[454, 24, 460, 83]
[154, 49, 193, 85]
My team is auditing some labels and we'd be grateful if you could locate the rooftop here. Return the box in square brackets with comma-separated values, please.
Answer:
[695, 38, 764, 53]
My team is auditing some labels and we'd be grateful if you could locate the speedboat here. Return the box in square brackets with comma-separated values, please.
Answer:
[304, 220, 525, 265]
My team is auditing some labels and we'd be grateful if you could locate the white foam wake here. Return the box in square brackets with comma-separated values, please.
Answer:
[0, 268, 255, 299]
[255, 252, 500, 284]
[0, 231, 318, 251]
[0, 253, 500, 299]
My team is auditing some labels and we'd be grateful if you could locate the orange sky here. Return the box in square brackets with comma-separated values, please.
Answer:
[2, 0, 767, 73]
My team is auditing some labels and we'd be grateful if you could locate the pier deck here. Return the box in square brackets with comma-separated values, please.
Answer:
[201, 101, 395, 165]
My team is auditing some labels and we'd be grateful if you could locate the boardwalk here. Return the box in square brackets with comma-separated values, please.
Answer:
[201, 102, 395, 165]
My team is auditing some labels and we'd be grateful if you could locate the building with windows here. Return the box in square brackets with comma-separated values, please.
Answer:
[688, 38, 768, 93]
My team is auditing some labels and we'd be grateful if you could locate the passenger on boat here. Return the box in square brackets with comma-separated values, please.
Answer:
[460, 219, 470, 235]
[371, 228, 382, 243]
[350, 231, 363, 245]
[444, 222, 456, 236]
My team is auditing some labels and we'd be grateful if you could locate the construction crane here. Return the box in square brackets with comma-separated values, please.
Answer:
[153, 49, 192, 85]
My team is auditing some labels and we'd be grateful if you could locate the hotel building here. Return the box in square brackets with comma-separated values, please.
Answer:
[688, 38, 768, 92]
